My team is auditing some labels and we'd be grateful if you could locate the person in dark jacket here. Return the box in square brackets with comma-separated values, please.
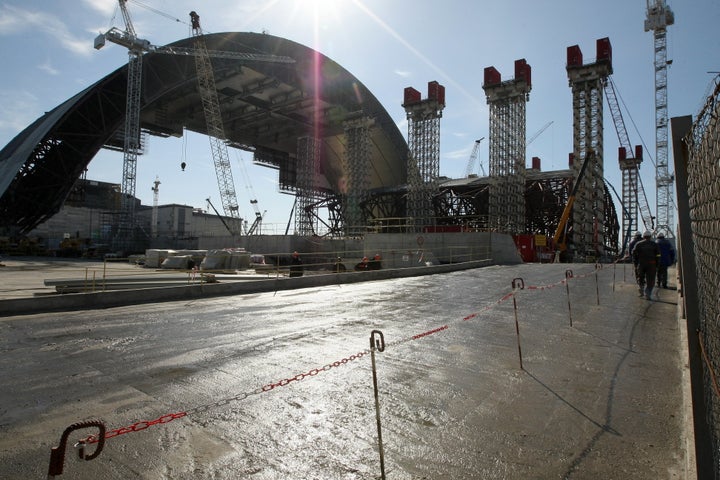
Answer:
[632, 231, 660, 300]
[289, 251, 303, 277]
[627, 231, 643, 294]
[354, 257, 370, 271]
[334, 257, 347, 273]
[655, 233, 676, 288]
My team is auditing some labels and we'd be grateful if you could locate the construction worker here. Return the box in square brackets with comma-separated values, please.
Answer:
[656, 233, 676, 288]
[632, 231, 660, 300]
[368, 253, 382, 270]
[627, 231, 643, 294]
[354, 257, 370, 271]
[289, 251, 303, 277]
[334, 257, 347, 273]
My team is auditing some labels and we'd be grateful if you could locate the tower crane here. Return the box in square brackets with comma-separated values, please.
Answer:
[645, 0, 675, 238]
[527, 120, 553, 146]
[464, 138, 485, 177]
[603, 76, 655, 240]
[94, 0, 294, 243]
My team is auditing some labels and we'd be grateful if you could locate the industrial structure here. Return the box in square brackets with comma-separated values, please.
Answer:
[645, 0, 675, 238]
[0, 14, 635, 261]
[565, 39, 613, 258]
[402, 82, 446, 230]
[482, 60, 532, 234]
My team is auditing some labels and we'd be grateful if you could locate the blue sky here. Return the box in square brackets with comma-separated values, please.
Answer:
[0, 0, 717, 231]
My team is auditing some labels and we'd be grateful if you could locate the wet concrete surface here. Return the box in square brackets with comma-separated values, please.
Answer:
[0, 262, 690, 479]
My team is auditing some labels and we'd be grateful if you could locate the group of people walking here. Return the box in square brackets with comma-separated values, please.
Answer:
[628, 231, 676, 300]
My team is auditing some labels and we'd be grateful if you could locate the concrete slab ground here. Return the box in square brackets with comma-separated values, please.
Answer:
[0, 259, 694, 478]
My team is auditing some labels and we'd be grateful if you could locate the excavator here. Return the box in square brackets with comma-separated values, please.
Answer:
[552, 151, 592, 260]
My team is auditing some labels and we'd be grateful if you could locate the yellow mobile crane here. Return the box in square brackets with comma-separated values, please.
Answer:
[553, 151, 592, 256]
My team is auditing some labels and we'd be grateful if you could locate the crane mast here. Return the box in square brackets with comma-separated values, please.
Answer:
[603, 77, 655, 234]
[95, 3, 295, 245]
[645, 0, 675, 238]
[189, 11, 241, 233]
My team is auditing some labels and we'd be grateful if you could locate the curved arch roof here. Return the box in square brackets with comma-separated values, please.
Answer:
[0, 32, 408, 234]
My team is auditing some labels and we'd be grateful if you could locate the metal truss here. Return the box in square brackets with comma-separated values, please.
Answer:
[295, 136, 322, 236]
[342, 114, 373, 235]
[567, 60, 610, 258]
[483, 74, 530, 234]
[405, 101, 444, 230]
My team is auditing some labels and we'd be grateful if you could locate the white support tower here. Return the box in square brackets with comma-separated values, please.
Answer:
[566, 39, 612, 258]
[482, 60, 532, 234]
[342, 113, 374, 236]
[402, 81, 446, 231]
[645, 0, 675, 238]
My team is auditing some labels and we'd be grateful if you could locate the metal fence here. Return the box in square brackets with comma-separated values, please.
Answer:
[679, 76, 720, 478]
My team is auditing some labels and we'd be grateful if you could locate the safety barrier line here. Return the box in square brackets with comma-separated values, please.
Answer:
[79, 264, 610, 447]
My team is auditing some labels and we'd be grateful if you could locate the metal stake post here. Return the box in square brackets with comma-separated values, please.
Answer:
[595, 263, 601, 305]
[370, 329, 386, 480]
[47, 421, 105, 478]
[565, 270, 574, 327]
[511, 278, 525, 370]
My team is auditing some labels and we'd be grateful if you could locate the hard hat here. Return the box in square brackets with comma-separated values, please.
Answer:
[634, 231, 642, 237]
[643, 231, 652, 238]
[657, 233, 665, 238]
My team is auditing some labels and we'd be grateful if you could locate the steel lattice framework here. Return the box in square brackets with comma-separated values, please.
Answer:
[342, 115, 373, 235]
[403, 83, 445, 231]
[566, 41, 612, 258]
[482, 61, 531, 234]
[295, 136, 322, 236]
[645, 1, 675, 238]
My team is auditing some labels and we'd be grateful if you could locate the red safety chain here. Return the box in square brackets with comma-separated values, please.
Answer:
[698, 329, 720, 399]
[76, 267, 608, 447]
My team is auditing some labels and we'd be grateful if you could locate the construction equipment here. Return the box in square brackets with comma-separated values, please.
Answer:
[206, 197, 235, 237]
[603, 76, 655, 237]
[552, 151, 592, 254]
[527, 120, 553, 147]
[464, 138, 485, 177]
[94, 1, 294, 242]
[645, 0, 675, 238]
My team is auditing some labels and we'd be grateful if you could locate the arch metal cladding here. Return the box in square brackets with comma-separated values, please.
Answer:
[0, 32, 409, 235]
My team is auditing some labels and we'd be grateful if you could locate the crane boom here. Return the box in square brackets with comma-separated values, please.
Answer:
[464, 138, 484, 177]
[95, 2, 295, 244]
[603, 76, 655, 233]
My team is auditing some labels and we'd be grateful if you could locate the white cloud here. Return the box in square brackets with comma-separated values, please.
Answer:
[0, 4, 91, 57]
[0, 91, 40, 137]
[37, 61, 60, 76]
[394, 69, 411, 78]
[80, 0, 117, 17]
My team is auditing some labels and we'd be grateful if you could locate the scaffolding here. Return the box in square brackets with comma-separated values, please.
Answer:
[402, 81, 446, 231]
[482, 60, 531, 234]
[295, 136, 321, 236]
[342, 114, 374, 235]
[566, 39, 612, 257]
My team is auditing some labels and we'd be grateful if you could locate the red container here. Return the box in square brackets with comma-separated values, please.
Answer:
[618, 146, 627, 161]
[568, 152, 575, 167]
[403, 87, 421, 105]
[514, 59, 531, 87]
[484, 66, 501, 86]
[428, 81, 439, 100]
[428, 81, 446, 105]
[567, 45, 583, 67]
[635, 144, 643, 160]
[531, 156, 541, 170]
[596, 37, 612, 63]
